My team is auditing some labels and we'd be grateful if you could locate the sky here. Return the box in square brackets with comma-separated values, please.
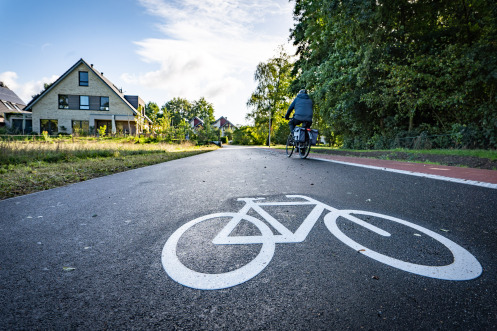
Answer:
[0, 0, 295, 126]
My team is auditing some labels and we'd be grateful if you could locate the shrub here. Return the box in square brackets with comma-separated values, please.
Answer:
[97, 125, 107, 137]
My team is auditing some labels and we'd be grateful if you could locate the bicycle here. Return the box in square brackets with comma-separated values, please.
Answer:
[162, 195, 482, 290]
[285, 119, 312, 159]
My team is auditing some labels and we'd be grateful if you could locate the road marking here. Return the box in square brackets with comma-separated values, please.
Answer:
[163, 195, 482, 290]
[313, 158, 497, 189]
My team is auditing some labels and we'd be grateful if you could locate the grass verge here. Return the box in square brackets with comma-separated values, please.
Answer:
[0, 141, 217, 200]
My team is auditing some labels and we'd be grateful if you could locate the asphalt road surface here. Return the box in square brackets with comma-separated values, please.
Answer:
[1, 146, 496, 330]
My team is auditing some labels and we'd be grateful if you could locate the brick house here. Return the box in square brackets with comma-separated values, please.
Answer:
[25, 58, 150, 135]
[0, 82, 31, 133]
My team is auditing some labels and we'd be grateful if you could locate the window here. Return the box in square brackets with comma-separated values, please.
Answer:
[12, 119, 23, 133]
[1, 100, 13, 110]
[72, 120, 89, 134]
[80, 96, 89, 110]
[58, 95, 69, 109]
[79, 71, 89, 86]
[40, 119, 58, 135]
[100, 96, 109, 111]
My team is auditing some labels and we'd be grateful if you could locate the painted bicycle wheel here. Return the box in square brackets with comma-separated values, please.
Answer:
[162, 213, 276, 290]
[324, 210, 482, 281]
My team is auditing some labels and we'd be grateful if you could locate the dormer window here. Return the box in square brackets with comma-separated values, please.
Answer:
[79, 71, 89, 86]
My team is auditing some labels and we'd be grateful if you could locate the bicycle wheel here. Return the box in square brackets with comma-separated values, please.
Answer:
[298, 133, 311, 159]
[162, 213, 276, 290]
[286, 133, 294, 157]
[324, 210, 482, 281]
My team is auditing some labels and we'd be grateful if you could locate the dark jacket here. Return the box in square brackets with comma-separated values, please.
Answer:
[285, 92, 313, 122]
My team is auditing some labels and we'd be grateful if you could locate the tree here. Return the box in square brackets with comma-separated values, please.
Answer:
[31, 82, 54, 100]
[145, 102, 160, 123]
[232, 126, 261, 145]
[246, 46, 294, 146]
[162, 98, 192, 127]
[191, 97, 215, 123]
[290, 0, 497, 148]
[135, 104, 145, 134]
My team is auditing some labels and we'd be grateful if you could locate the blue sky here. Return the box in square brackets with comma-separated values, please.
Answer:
[0, 0, 294, 125]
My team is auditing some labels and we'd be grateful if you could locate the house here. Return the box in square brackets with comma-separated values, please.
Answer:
[189, 116, 204, 132]
[25, 58, 150, 135]
[0, 82, 32, 133]
[212, 116, 236, 137]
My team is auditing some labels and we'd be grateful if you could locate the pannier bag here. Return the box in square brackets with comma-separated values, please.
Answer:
[310, 129, 319, 145]
[293, 127, 306, 143]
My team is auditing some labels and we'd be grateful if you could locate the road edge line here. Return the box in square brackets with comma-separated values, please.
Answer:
[313, 157, 497, 190]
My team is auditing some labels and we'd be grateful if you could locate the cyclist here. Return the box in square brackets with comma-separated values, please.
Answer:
[285, 89, 313, 132]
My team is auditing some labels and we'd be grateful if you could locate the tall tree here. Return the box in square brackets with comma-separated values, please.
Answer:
[246, 46, 294, 146]
[145, 102, 160, 123]
[191, 97, 215, 123]
[162, 98, 192, 127]
[290, 0, 497, 148]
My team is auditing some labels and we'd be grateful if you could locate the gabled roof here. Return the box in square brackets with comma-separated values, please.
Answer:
[25, 58, 138, 115]
[0, 85, 26, 106]
[214, 116, 236, 129]
[190, 116, 204, 128]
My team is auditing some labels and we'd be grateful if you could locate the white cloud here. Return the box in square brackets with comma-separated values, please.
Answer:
[0, 71, 58, 104]
[123, 0, 294, 125]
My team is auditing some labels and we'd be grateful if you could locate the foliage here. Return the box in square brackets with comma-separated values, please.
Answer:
[41, 131, 50, 141]
[162, 97, 193, 127]
[159, 96, 217, 143]
[224, 128, 234, 141]
[191, 97, 215, 124]
[30, 82, 54, 100]
[290, 0, 497, 148]
[145, 102, 160, 123]
[232, 126, 263, 145]
[195, 120, 220, 145]
[247, 46, 294, 146]
[97, 125, 107, 137]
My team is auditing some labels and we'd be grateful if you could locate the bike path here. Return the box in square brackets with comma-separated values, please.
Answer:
[1, 146, 496, 330]
[267, 147, 497, 189]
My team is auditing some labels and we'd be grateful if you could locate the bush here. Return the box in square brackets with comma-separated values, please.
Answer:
[97, 125, 107, 137]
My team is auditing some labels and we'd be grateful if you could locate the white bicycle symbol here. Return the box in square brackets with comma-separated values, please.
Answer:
[162, 195, 482, 290]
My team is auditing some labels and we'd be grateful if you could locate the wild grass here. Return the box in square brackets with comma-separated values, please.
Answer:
[0, 139, 202, 166]
[0, 139, 217, 200]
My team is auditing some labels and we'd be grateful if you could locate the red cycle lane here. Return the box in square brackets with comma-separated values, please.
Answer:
[267, 147, 497, 188]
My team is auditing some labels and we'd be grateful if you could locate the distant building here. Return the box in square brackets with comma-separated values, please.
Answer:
[0, 82, 32, 133]
[25, 58, 151, 135]
[212, 116, 236, 136]
[189, 116, 204, 132]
